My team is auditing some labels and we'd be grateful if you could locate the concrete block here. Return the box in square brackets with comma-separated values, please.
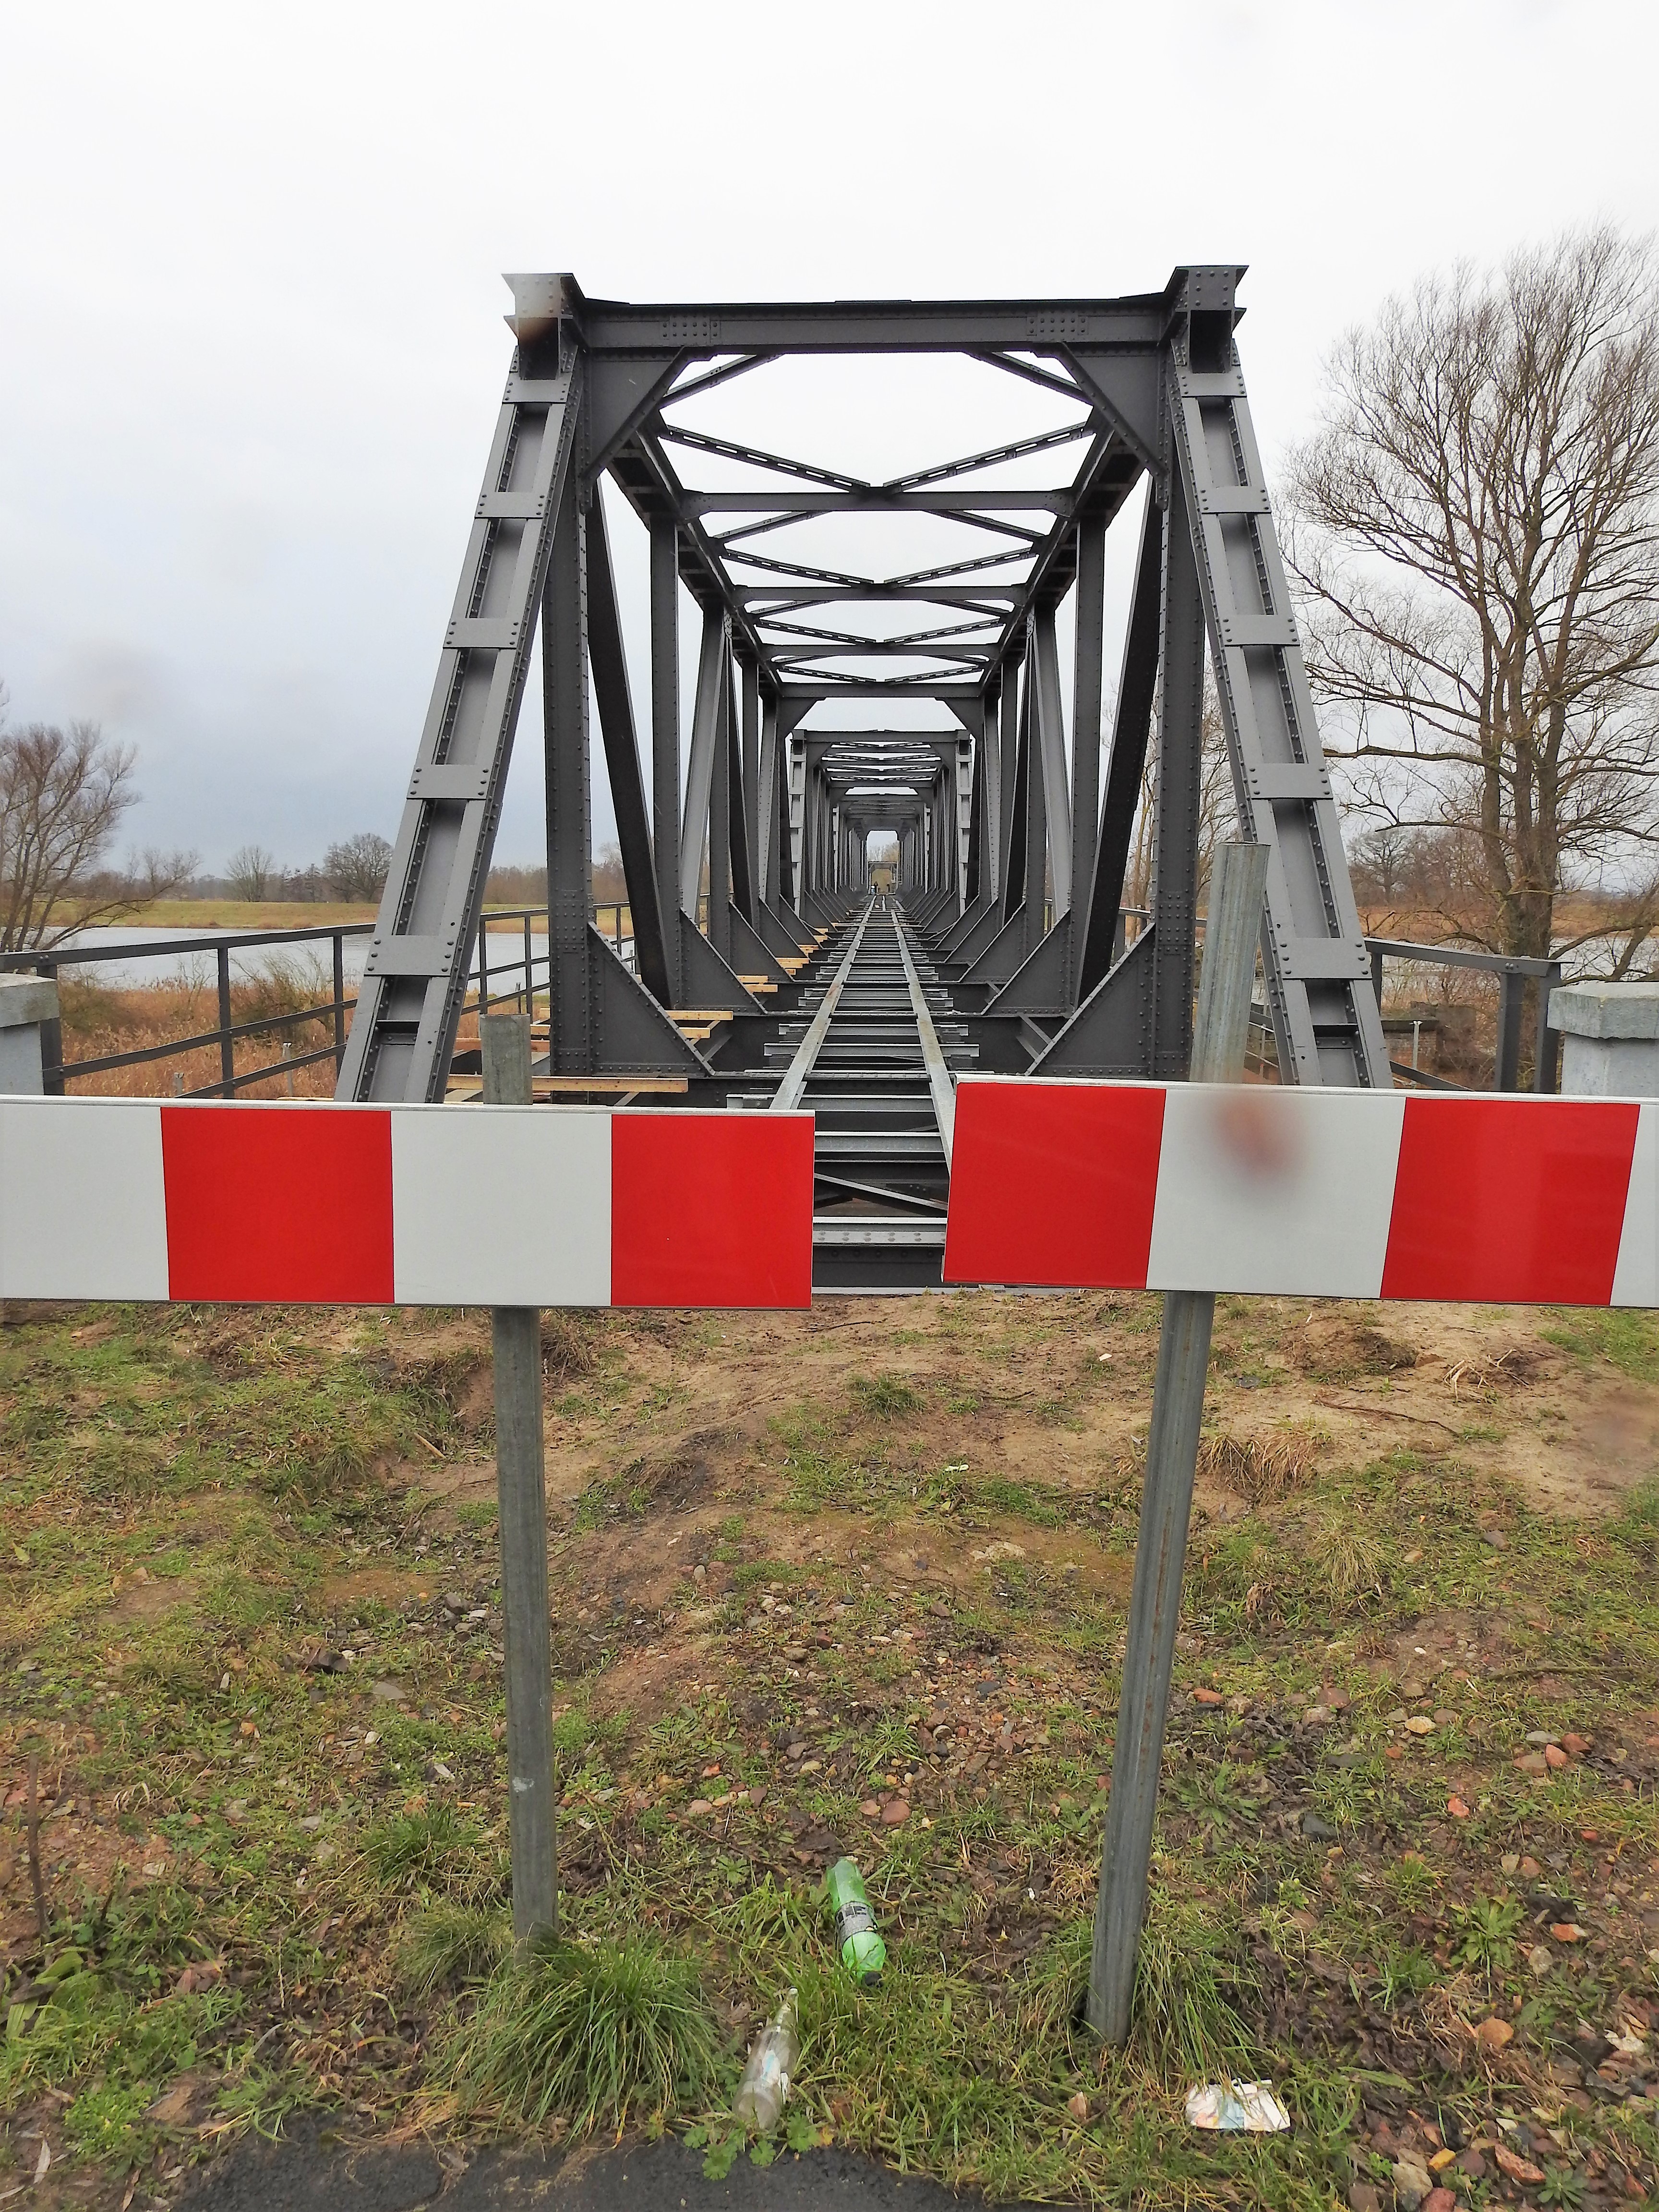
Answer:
[0, 974, 60, 1030]
[1554, 984, 1659, 1096]
[0, 974, 57, 1096]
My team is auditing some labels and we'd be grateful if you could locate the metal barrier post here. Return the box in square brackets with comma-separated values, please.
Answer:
[1088, 841, 1268, 2044]
[1496, 967, 1524, 1091]
[482, 1013, 558, 1944]
[1535, 962, 1562, 1093]
[216, 946, 234, 1097]
[36, 959, 63, 1096]
[332, 933, 347, 1070]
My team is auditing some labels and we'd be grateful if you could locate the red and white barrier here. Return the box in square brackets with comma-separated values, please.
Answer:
[942, 1077, 1659, 1308]
[0, 1099, 814, 1309]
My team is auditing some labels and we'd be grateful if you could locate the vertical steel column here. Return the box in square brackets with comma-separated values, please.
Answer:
[680, 610, 727, 920]
[1151, 458, 1206, 1077]
[483, 1012, 558, 1945]
[740, 661, 760, 921]
[709, 654, 733, 960]
[650, 518, 682, 1002]
[980, 692, 1002, 904]
[1087, 841, 1268, 2043]
[757, 697, 779, 907]
[1031, 607, 1072, 916]
[1022, 654, 1046, 955]
[543, 471, 590, 1072]
[1069, 517, 1106, 1003]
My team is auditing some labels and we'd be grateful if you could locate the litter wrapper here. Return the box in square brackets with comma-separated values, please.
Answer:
[824, 1858, 886, 1984]
[1184, 2080, 1290, 2132]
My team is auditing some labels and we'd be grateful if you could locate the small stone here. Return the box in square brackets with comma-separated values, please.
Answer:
[1526, 1730, 1559, 1746]
[1406, 1714, 1435, 1735]
[1563, 1731, 1592, 1755]
[859, 1799, 881, 1817]
[1456, 2149, 1486, 2177]
[1494, 2145, 1546, 2186]
[1551, 1921, 1587, 1942]
[1545, 1743, 1569, 1770]
[882, 1799, 910, 1826]
[1528, 1943, 1554, 1975]
[798, 1759, 822, 1776]
[1473, 2016, 1514, 2049]
[1501, 1852, 1519, 1874]
[1392, 2155, 1433, 2208]
[1347, 2186, 1382, 2212]
[1432, 1709, 1458, 1728]
[1429, 2147, 1457, 2172]
[148, 2084, 195, 2126]
[371, 1679, 407, 1703]
[1446, 1795, 1472, 1819]
[1303, 1706, 1332, 1725]
[1067, 2092, 1090, 2124]
[1515, 1751, 1549, 1775]
[1423, 2192, 1456, 2212]
[687, 1798, 713, 1816]
[1519, 1855, 1542, 1877]
[692, 1564, 707, 1583]
[1191, 1687, 1223, 1706]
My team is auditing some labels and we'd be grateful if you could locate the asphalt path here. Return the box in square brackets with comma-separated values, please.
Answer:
[179, 2121, 1043, 2210]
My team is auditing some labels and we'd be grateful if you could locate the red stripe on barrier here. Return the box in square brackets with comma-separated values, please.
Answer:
[610, 1114, 814, 1307]
[942, 1080, 1166, 1287]
[161, 1106, 396, 1302]
[1381, 1096, 1638, 1306]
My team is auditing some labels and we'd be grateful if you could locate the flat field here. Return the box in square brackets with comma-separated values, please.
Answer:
[4, 1287, 1659, 2208]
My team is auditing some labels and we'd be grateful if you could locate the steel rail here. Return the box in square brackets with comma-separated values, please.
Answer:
[893, 908, 957, 1166]
[769, 897, 876, 1113]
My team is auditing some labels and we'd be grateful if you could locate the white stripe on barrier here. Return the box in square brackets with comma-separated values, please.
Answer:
[1147, 1085, 1407, 1298]
[1613, 1101, 1659, 1309]
[389, 1105, 612, 1306]
[0, 1098, 169, 1301]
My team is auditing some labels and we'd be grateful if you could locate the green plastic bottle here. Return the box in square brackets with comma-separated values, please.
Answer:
[825, 1859, 886, 1984]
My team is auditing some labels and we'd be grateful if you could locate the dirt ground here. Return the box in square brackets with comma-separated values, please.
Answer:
[5, 1286, 1659, 2210]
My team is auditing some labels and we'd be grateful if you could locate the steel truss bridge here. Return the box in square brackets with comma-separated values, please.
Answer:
[340, 267, 1388, 1290]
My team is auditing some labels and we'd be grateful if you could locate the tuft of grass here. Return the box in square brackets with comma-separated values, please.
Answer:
[365, 1806, 500, 1903]
[1022, 1898, 1257, 2080]
[397, 1903, 510, 1996]
[452, 1935, 719, 2131]
[1197, 1430, 1319, 1506]
[850, 1373, 921, 1420]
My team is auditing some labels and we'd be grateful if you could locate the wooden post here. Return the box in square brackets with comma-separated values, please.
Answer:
[1087, 842, 1268, 2043]
[482, 1012, 558, 1944]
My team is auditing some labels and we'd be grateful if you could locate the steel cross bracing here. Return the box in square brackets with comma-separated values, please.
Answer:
[341, 267, 1387, 1285]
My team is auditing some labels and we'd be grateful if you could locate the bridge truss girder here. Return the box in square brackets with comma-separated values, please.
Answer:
[338, 266, 1386, 1101]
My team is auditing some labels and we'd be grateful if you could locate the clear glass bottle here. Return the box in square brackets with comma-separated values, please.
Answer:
[733, 1987, 799, 2131]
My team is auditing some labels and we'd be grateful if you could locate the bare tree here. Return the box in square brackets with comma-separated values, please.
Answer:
[323, 831, 393, 902]
[0, 707, 148, 950]
[1284, 227, 1659, 974]
[226, 844, 276, 901]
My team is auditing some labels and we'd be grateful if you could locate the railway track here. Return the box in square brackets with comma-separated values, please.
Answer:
[733, 896, 971, 1290]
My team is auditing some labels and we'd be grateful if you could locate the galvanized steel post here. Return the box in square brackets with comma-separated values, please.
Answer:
[483, 1012, 558, 1944]
[1087, 841, 1268, 2044]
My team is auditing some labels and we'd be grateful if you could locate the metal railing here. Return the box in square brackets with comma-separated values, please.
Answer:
[1, 902, 637, 1098]
[1365, 937, 1562, 1093]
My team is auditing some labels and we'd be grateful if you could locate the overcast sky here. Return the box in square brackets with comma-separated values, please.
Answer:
[3, 0, 1657, 879]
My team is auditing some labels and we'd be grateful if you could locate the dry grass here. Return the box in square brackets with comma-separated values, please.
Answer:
[58, 965, 344, 1099]
[1195, 1430, 1319, 1505]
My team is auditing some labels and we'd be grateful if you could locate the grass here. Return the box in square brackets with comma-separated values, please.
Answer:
[7, 1288, 1659, 2205]
[452, 1935, 720, 2130]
